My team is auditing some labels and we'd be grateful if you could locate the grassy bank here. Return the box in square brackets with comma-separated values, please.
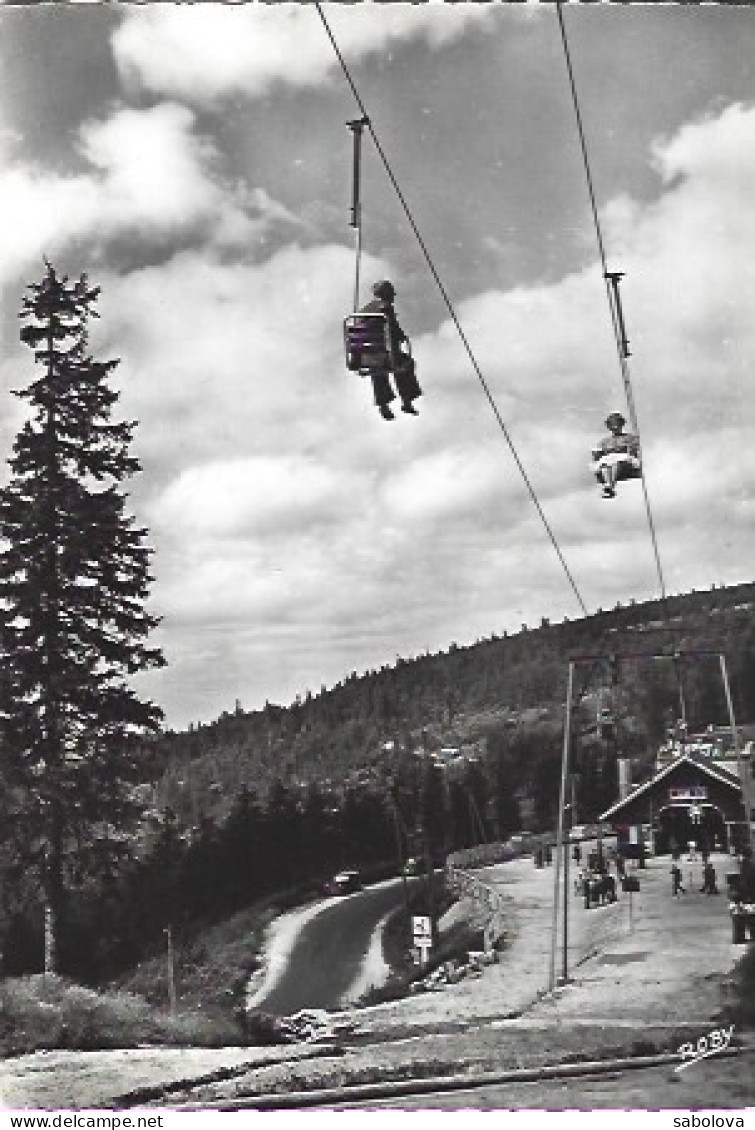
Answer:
[0, 897, 281, 1055]
[113, 903, 276, 1036]
[0, 867, 416, 1057]
[0, 975, 233, 1057]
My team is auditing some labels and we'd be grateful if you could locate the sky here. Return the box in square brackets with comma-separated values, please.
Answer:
[1, 2, 755, 730]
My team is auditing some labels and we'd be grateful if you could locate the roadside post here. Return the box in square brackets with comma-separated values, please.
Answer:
[549, 660, 575, 992]
[720, 653, 755, 860]
[388, 788, 411, 914]
[623, 873, 639, 932]
[164, 925, 177, 1017]
[563, 795, 572, 982]
[412, 914, 433, 968]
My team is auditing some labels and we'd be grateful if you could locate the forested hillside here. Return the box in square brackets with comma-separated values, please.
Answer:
[4, 580, 755, 984]
[153, 580, 755, 830]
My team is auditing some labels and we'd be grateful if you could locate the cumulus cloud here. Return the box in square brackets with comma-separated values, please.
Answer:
[0, 99, 304, 463]
[93, 102, 755, 688]
[92, 242, 378, 478]
[0, 166, 100, 292]
[602, 102, 755, 433]
[379, 446, 518, 524]
[3, 26, 753, 727]
[422, 101, 755, 456]
[366, 101, 755, 631]
[111, 3, 492, 104]
[150, 455, 350, 539]
[78, 104, 221, 231]
[0, 102, 301, 296]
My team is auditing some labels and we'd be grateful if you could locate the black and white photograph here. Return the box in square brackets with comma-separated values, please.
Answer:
[0, 0, 754, 1118]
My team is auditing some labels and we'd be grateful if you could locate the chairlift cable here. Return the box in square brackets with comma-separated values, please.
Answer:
[555, 5, 637, 430]
[315, 1, 589, 620]
[556, 0, 687, 715]
[320, 3, 633, 719]
[320, 2, 691, 736]
[556, 3, 667, 600]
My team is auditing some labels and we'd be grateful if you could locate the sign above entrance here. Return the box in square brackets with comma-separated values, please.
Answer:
[669, 786, 707, 802]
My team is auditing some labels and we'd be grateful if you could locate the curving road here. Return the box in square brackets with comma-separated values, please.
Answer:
[251, 876, 416, 1015]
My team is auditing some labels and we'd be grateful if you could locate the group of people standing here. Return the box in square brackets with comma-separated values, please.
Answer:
[575, 848, 624, 908]
[671, 858, 719, 897]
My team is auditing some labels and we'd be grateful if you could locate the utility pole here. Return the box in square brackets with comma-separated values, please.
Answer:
[563, 796, 571, 985]
[467, 784, 488, 846]
[164, 925, 177, 1017]
[550, 661, 575, 992]
[388, 788, 410, 914]
[43, 900, 54, 978]
[418, 751, 437, 941]
[720, 653, 755, 858]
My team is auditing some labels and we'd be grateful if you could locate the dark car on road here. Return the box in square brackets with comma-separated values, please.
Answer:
[324, 869, 363, 896]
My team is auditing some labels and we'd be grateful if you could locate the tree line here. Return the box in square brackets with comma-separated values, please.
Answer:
[1, 752, 506, 983]
[154, 592, 755, 835]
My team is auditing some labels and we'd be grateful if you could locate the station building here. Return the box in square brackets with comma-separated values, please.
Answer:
[600, 728, 755, 855]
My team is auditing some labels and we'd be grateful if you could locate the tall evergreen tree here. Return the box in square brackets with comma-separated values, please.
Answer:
[0, 263, 165, 973]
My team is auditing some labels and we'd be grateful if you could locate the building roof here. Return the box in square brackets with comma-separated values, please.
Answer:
[600, 751, 743, 821]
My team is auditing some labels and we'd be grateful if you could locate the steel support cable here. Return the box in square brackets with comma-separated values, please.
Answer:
[556, 2, 666, 608]
[556, 1, 688, 715]
[315, 0, 589, 619]
[555, 3, 668, 607]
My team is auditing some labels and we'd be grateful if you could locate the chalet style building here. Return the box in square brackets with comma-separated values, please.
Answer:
[600, 727, 755, 855]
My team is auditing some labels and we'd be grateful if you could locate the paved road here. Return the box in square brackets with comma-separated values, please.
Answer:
[252, 876, 416, 1015]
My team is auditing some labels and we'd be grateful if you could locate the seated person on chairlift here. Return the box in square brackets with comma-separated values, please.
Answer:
[591, 412, 641, 499]
[359, 280, 423, 421]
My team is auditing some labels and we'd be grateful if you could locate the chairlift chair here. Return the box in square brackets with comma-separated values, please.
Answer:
[591, 432, 642, 487]
[610, 434, 642, 483]
[344, 310, 410, 377]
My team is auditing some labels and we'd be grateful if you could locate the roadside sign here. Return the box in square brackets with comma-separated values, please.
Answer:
[412, 915, 432, 943]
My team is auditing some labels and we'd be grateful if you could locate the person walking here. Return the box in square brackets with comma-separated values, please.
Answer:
[700, 861, 718, 895]
[671, 862, 685, 896]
